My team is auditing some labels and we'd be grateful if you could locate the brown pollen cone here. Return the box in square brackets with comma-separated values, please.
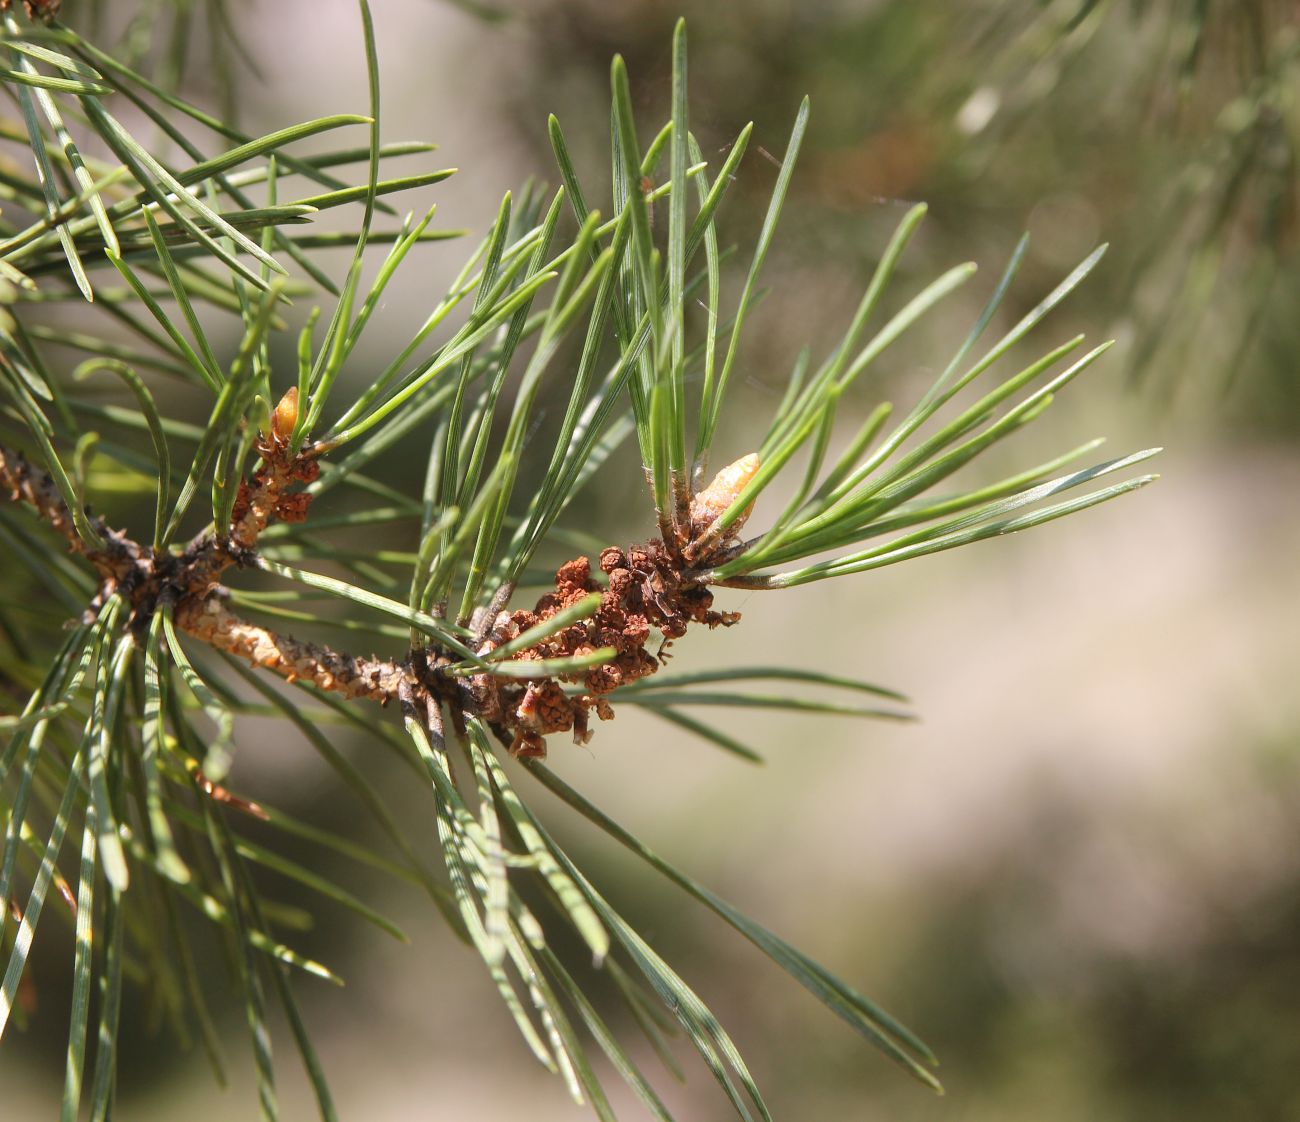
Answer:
[474, 540, 739, 760]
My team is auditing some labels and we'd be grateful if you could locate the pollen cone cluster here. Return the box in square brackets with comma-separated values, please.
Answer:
[473, 541, 740, 759]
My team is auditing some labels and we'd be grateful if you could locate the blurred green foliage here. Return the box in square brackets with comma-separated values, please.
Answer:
[509, 0, 1298, 429]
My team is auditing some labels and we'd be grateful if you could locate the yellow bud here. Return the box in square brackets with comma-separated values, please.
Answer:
[690, 452, 760, 537]
[271, 387, 299, 440]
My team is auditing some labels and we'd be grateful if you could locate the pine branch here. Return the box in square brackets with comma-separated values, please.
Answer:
[0, 402, 411, 699]
[1, 415, 768, 759]
[0, 9, 1162, 1117]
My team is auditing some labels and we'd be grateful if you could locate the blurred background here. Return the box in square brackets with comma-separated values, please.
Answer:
[4, 0, 1300, 1118]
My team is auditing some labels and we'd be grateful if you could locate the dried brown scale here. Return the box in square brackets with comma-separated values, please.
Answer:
[189, 766, 269, 821]
[0, 0, 61, 20]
